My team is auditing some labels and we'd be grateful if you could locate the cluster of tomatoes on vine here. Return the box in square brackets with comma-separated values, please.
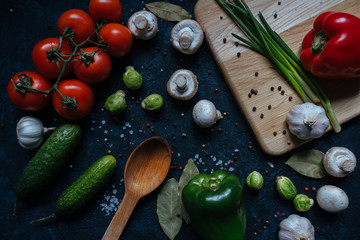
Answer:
[7, 0, 133, 120]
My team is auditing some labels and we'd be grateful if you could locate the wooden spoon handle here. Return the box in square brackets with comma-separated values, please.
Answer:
[102, 192, 139, 240]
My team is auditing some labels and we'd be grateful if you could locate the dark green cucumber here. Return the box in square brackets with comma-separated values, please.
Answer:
[31, 155, 116, 223]
[15, 124, 81, 200]
[56, 154, 116, 215]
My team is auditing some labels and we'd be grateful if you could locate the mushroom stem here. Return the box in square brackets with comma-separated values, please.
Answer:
[179, 30, 193, 49]
[134, 15, 149, 32]
[341, 160, 356, 173]
[175, 77, 187, 92]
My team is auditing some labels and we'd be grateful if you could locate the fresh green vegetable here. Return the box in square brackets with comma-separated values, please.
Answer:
[182, 170, 246, 240]
[123, 66, 143, 90]
[215, 0, 340, 133]
[31, 155, 116, 223]
[246, 171, 263, 190]
[104, 90, 127, 115]
[276, 176, 297, 200]
[293, 194, 314, 212]
[15, 124, 81, 201]
[141, 93, 163, 111]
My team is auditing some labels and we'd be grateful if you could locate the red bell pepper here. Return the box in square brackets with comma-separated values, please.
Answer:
[300, 11, 360, 79]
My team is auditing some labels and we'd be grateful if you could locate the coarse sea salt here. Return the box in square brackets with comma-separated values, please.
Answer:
[98, 183, 122, 216]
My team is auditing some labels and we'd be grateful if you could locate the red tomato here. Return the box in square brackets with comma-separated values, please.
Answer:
[72, 47, 112, 84]
[52, 79, 94, 120]
[7, 71, 52, 111]
[89, 0, 123, 23]
[98, 23, 132, 57]
[57, 9, 95, 46]
[32, 37, 73, 79]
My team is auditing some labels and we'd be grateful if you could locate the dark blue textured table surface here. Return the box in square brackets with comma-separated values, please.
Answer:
[1, 0, 359, 239]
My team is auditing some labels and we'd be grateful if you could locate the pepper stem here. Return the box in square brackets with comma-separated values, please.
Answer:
[312, 31, 327, 55]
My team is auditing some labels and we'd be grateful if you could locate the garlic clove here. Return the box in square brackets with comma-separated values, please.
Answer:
[16, 116, 45, 149]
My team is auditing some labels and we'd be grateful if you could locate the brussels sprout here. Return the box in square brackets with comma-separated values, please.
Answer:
[293, 194, 314, 212]
[276, 176, 297, 200]
[246, 171, 263, 190]
[123, 66, 143, 90]
[141, 93, 163, 111]
[104, 90, 127, 115]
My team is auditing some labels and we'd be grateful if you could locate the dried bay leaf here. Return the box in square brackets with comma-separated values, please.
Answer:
[145, 1, 192, 22]
[178, 159, 199, 224]
[157, 178, 182, 240]
[285, 149, 328, 179]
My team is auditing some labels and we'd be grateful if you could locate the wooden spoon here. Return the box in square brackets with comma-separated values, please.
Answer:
[102, 136, 171, 240]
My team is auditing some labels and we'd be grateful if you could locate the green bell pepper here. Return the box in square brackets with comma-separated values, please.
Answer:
[182, 170, 246, 240]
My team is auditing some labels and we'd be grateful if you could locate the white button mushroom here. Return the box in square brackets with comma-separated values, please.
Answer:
[167, 69, 198, 101]
[128, 10, 158, 40]
[192, 99, 222, 128]
[170, 19, 204, 55]
[323, 147, 357, 177]
[316, 185, 349, 213]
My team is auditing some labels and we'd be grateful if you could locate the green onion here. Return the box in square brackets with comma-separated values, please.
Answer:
[215, 0, 341, 133]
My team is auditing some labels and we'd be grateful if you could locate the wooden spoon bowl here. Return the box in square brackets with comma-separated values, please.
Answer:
[102, 136, 171, 240]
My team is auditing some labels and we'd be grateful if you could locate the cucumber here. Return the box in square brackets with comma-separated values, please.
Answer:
[15, 124, 81, 200]
[56, 155, 117, 215]
[31, 155, 116, 223]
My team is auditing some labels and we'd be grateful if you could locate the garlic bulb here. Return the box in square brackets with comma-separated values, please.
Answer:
[192, 100, 222, 128]
[286, 102, 330, 140]
[278, 214, 315, 240]
[16, 116, 54, 149]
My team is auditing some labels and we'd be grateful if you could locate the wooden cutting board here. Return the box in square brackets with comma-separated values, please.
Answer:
[194, 0, 360, 156]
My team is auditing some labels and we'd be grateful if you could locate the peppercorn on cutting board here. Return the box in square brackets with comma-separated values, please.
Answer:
[194, 0, 360, 156]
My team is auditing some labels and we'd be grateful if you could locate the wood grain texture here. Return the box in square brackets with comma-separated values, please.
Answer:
[102, 137, 171, 240]
[194, 0, 360, 155]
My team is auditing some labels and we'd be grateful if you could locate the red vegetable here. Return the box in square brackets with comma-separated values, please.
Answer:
[98, 23, 132, 58]
[89, 0, 123, 23]
[300, 11, 360, 79]
[52, 79, 94, 120]
[72, 47, 112, 84]
[57, 9, 95, 46]
[7, 72, 52, 111]
[32, 37, 73, 79]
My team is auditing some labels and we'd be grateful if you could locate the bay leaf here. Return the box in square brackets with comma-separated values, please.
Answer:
[157, 178, 182, 240]
[178, 159, 199, 224]
[145, 1, 192, 22]
[285, 149, 328, 179]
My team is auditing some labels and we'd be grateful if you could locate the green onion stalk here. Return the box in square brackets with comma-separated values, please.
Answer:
[215, 0, 341, 133]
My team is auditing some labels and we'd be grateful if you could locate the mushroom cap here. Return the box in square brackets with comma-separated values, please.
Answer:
[170, 19, 204, 55]
[323, 146, 357, 177]
[166, 69, 198, 100]
[316, 185, 349, 213]
[192, 99, 222, 128]
[128, 10, 158, 40]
